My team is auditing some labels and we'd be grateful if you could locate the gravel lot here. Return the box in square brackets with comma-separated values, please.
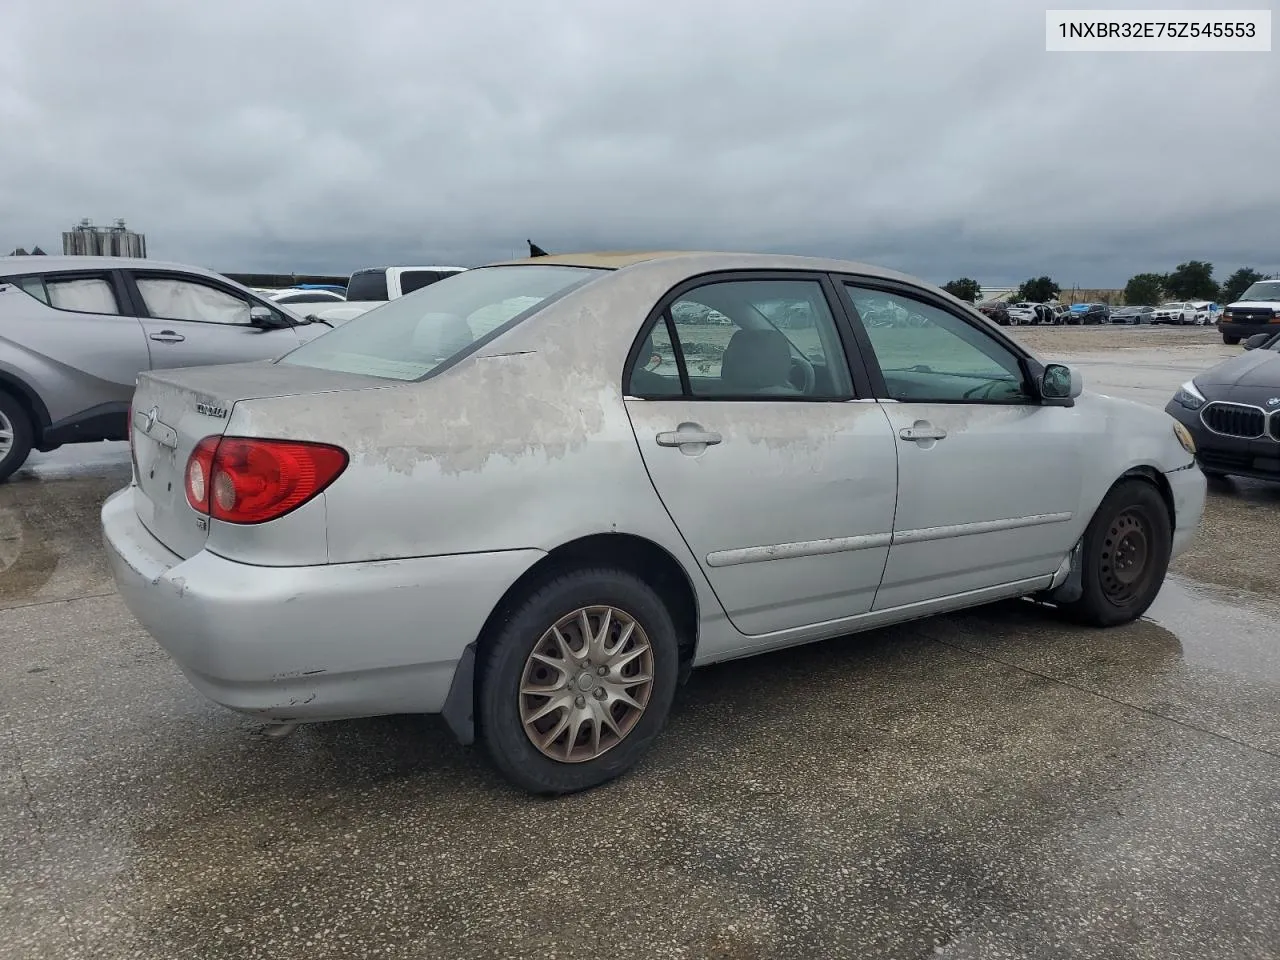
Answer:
[1010, 322, 1226, 354]
[1, 323, 1276, 960]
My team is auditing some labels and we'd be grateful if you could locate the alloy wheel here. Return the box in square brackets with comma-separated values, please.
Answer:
[0, 409, 13, 459]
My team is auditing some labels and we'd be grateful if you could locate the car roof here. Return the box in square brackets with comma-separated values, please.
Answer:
[0, 255, 227, 280]
[486, 249, 922, 283]
[354, 265, 468, 272]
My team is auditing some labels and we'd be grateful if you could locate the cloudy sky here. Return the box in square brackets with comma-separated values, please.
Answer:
[1, 0, 1276, 287]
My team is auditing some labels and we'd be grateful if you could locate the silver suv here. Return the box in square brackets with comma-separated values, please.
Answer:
[0, 256, 332, 480]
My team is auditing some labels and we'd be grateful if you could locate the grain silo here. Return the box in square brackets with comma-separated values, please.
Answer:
[62, 219, 147, 258]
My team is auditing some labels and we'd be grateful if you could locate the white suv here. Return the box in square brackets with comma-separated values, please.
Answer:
[1152, 301, 1195, 325]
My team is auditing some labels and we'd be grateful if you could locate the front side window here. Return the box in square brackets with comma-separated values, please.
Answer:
[136, 276, 252, 325]
[280, 264, 601, 381]
[843, 284, 1031, 404]
[627, 278, 854, 399]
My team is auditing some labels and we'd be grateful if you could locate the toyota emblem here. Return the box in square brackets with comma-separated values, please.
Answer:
[144, 406, 159, 433]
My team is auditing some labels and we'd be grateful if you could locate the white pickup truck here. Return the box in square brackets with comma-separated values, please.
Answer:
[305, 265, 468, 323]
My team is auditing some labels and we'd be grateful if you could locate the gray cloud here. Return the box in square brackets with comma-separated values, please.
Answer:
[1, 0, 1276, 288]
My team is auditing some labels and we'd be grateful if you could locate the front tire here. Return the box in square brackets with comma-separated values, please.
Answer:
[1059, 479, 1172, 627]
[1223, 333, 1240, 345]
[0, 392, 34, 483]
[477, 567, 680, 794]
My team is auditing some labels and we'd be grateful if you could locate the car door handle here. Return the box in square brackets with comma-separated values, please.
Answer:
[900, 424, 947, 442]
[656, 428, 722, 447]
[149, 331, 185, 343]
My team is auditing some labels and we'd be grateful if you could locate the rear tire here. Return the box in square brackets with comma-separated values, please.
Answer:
[1059, 480, 1172, 628]
[1223, 333, 1240, 345]
[477, 567, 680, 795]
[0, 392, 33, 483]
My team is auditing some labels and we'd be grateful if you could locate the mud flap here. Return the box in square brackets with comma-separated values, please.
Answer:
[1042, 539, 1084, 604]
[441, 642, 476, 746]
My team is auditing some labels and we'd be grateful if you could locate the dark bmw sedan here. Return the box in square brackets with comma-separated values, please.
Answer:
[1165, 331, 1280, 481]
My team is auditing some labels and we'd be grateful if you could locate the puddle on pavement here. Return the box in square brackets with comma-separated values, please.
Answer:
[0, 471, 128, 606]
[15, 441, 131, 482]
[0, 506, 58, 601]
[1143, 574, 1280, 684]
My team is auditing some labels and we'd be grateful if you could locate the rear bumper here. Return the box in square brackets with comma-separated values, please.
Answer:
[101, 486, 544, 722]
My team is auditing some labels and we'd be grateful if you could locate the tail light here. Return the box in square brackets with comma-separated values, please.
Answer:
[184, 436, 348, 524]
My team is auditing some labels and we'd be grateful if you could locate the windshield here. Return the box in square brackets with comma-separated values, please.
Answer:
[279, 265, 602, 381]
[1239, 280, 1280, 302]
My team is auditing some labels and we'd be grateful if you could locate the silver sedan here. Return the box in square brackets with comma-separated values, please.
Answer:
[102, 252, 1206, 794]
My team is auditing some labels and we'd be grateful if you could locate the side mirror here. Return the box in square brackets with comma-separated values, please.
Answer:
[249, 305, 288, 329]
[1242, 333, 1270, 350]
[1041, 363, 1083, 402]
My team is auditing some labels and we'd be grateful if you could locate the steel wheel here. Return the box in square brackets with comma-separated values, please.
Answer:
[518, 605, 654, 763]
[0, 409, 13, 460]
[1099, 508, 1154, 606]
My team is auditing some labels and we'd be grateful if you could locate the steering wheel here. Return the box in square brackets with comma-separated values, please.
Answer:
[789, 354, 817, 394]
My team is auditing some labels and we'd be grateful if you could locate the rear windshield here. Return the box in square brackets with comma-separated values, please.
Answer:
[345, 269, 390, 301]
[399, 269, 461, 295]
[278, 265, 602, 381]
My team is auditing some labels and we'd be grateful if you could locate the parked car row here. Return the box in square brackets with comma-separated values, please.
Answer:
[979, 300, 1066, 325]
[1151, 301, 1217, 326]
[977, 297, 1222, 328]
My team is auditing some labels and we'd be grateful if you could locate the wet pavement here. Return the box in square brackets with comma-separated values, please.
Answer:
[1, 330, 1277, 959]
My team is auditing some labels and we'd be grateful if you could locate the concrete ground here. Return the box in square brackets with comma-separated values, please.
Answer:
[1, 326, 1277, 959]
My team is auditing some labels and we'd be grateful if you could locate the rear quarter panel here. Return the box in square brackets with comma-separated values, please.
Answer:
[223, 273, 740, 657]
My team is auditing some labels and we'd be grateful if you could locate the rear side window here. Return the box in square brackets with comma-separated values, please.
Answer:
[9, 276, 51, 304]
[398, 270, 444, 295]
[345, 269, 390, 301]
[279, 265, 601, 381]
[14, 273, 122, 314]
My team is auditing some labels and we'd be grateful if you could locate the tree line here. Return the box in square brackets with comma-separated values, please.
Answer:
[941, 262, 1273, 307]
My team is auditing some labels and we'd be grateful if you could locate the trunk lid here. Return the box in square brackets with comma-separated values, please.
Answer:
[129, 360, 386, 558]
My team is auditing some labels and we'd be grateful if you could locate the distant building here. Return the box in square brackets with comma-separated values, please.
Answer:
[6, 246, 47, 256]
[61, 219, 146, 258]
